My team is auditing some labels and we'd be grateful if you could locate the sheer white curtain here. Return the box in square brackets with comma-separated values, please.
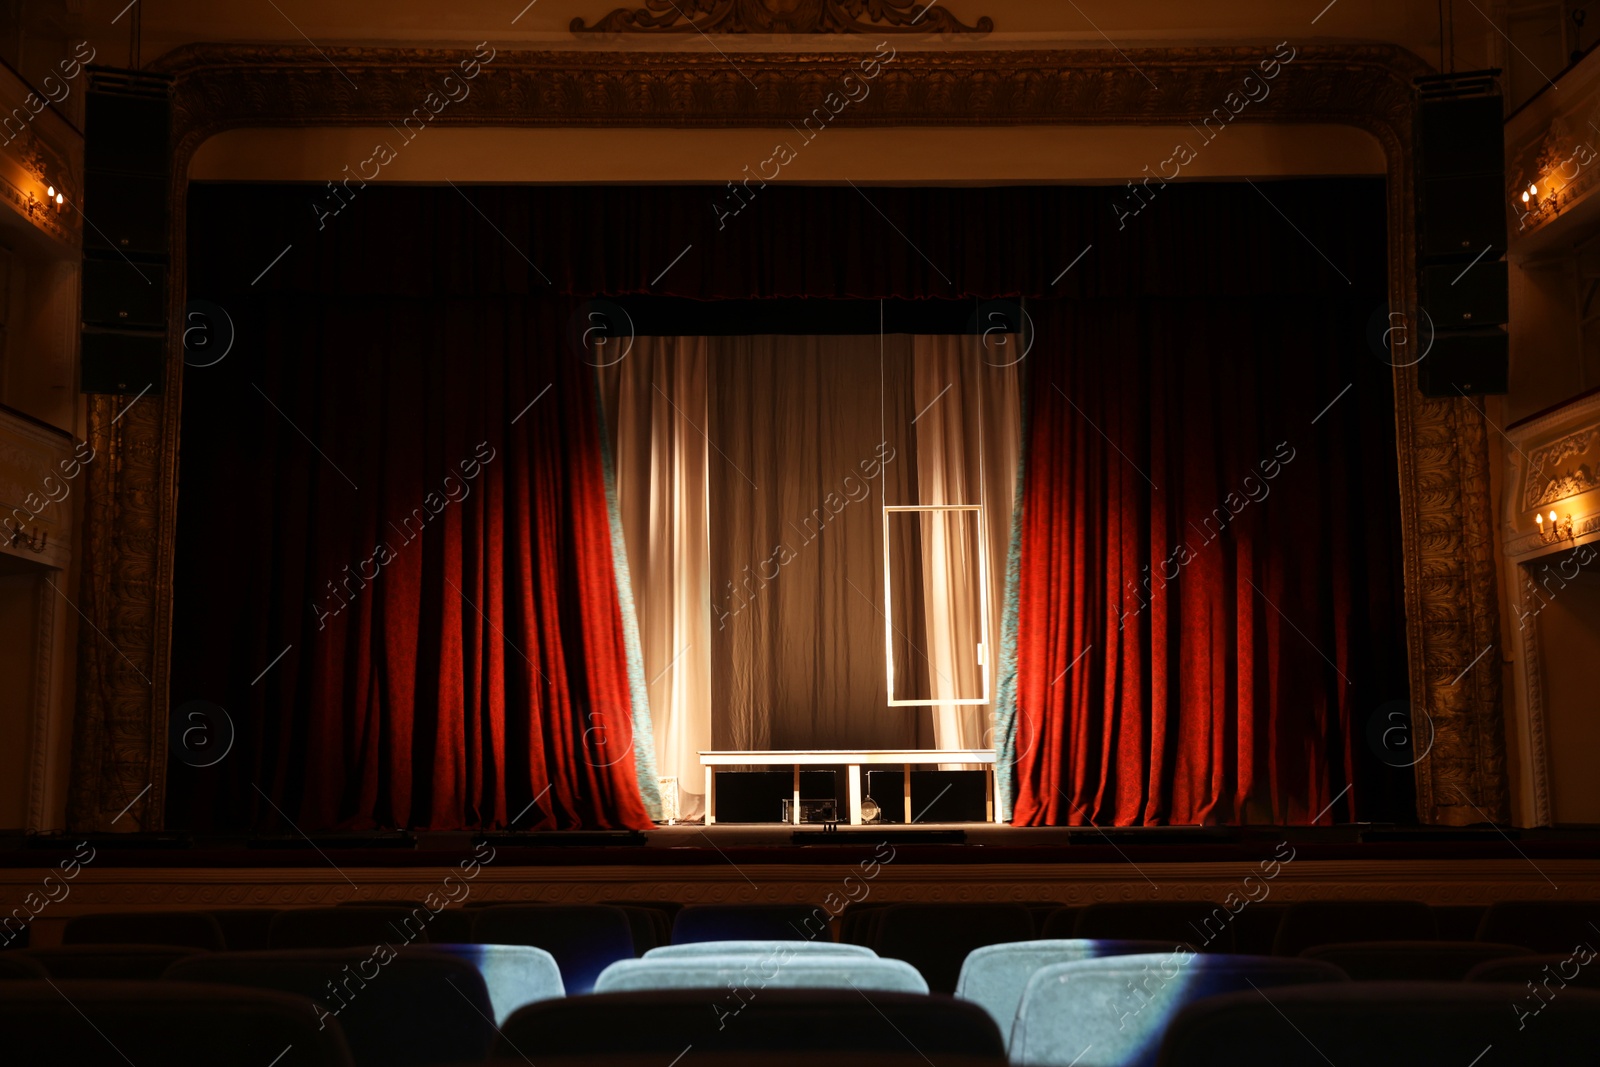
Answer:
[598, 338, 712, 819]
[912, 335, 1023, 753]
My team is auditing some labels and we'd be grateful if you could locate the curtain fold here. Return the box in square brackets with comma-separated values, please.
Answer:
[911, 335, 1022, 754]
[598, 338, 713, 819]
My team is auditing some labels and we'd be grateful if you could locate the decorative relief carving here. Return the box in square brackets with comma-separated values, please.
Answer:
[64, 42, 1506, 829]
[571, 0, 993, 34]
[1524, 428, 1600, 510]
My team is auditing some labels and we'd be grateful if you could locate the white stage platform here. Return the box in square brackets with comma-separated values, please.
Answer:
[699, 749, 997, 825]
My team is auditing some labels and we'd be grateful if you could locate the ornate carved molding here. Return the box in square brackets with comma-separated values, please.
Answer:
[570, 0, 993, 35]
[62, 41, 1508, 828]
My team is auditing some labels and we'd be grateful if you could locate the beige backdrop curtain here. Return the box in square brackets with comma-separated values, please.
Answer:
[708, 334, 929, 753]
[598, 338, 712, 819]
[911, 335, 1023, 755]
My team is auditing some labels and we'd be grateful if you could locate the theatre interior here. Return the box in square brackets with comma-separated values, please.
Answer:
[2, 0, 1600, 1063]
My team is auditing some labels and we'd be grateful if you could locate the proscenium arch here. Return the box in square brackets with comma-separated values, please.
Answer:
[65, 42, 1507, 829]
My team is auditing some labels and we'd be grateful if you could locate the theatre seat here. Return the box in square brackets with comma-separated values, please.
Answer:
[166, 946, 497, 1067]
[839, 902, 893, 948]
[1476, 900, 1600, 952]
[21, 944, 209, 979]
[1465, 953, 1600, 989]
[420, 944, 567, 1023]
[270, 906, 432, 949]
[671, 904, 828, 943]
[1057, 901, 1238, 952]
[0, 953, 45, 978]
[1300, 940, 1528, 980]
[612, 904, 669, 954]
[63, 910, 226, 951]
[472, 904, 635, 994]
[874, 903, 1034, 994]
[645, 939, 875, 959]
[1009, 954, 1347, 1067]
[593, 955, 928, 993]
[954, 939, 1193, 1042]
[1272, 900, 1436, 956]
[206, 909, 280, 950]
[498, 989, 1005, 1060]
[1158, 982, 1600, 1065]
[0, 980, 353, 1066]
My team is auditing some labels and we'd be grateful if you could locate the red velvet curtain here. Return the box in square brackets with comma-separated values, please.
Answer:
[172, 291, 653, 831]
[1010, 298, 1408, 826]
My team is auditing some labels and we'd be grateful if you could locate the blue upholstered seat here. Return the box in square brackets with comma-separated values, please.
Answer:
[1009, 953, 1347, 1067]
[418, 944, 566, 1022]
[471, 904, 636, 994]
[645, 939, 875, 959]
[953, 939, 1191, 1043]
[594, 954, 929, 994]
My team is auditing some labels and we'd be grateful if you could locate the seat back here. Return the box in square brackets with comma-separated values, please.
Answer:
[20, 944, 209, 979]
[874, 903, 1034, 993]
[1300, 940, 1529, 980]
[63, 910, 225, 950]
[671, 904, 829, 944]
[417, 944, 566, 1023]
[269, 906, 433, 949]
[1466, 952, 1600, 989]
[0, 952, 46, 978]
[166, 946, 495, 1067]
[1159, 982, 1600, 1066]
[498, 989, 1004, 1059]
[1064, 901, 1240, 952]
[645, 939, 875, 959]
[0, 980, 353, 1066]
[206, 909, 280, 950]
[1273, 900, 1436, 956]
[1010, 953, 1347, 1067]
[1476, 901, 1600, 953]
[954, 939, 1191, 1042]
[471, 905, 635, 994]
[594, 955, 928, 994]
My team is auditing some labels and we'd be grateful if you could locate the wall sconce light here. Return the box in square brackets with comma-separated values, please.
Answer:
[1536, 509, 1574, 544]
[7, 525, 47, 553]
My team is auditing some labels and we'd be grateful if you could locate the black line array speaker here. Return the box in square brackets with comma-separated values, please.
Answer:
[711, 771, 838, 823]
[864, 770, 988, 823]
[80, 67, 171, 396]
[1414, 72, 1508, 398]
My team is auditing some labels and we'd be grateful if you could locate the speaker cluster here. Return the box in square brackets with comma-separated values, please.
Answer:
[80, 67, 170, 396]
[1413, 71, 1509, 398]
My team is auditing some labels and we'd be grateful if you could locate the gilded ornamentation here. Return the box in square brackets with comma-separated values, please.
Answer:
[63, 42, 1507, 828]
[571, 0, 993, 34]
[1524, 428, 1600, 510]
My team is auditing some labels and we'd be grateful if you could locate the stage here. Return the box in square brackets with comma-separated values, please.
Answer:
[5, 826, 1598, 948]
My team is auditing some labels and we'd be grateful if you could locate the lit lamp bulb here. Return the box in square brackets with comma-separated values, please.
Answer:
[46, 186, 54, 198]
[1536, 513, 1544, 527]
[54, 193, 62, 205]
[1551, 510, 1559, 523]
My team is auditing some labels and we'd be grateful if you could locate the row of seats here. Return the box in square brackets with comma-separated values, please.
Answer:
[23, 898, 1595, 995]
[3, 939, 1598, 1065]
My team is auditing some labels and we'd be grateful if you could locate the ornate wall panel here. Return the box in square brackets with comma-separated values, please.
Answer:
[65, 41, 1509, 827]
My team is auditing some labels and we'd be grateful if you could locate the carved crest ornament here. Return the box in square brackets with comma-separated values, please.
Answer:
[65, 42, 1507, 831]
[571, 0, 994, 34]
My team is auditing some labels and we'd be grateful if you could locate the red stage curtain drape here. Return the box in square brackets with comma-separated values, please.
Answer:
[172, 291, 654, 831]
[1010, 297, 1408, 826]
